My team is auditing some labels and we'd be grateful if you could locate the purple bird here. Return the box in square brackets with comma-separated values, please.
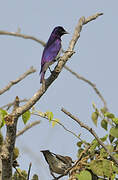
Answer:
[40, 26, 68, 83]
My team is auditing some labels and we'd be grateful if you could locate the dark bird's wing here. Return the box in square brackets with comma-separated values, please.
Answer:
[40, 38, 61, 73]
[51, 152, 67, 164]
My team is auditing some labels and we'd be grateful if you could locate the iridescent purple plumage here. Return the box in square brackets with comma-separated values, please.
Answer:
[40, 26, 68, 83]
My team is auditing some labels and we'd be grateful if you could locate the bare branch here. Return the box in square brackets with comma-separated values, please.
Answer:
[64, 65, 108, 110]
[0, 66, 36, 95]
[84, 13, 103, 24]
[0, 30, 45, 47]
[10, 13, 103, 119]
[68, 13, 103, 51]
[16, 120, 40, 138]
[27, 163, 32, 180]
[61, 107, 118, 166]
[1, 96, 20, 180]
[0, 98, 28, 110]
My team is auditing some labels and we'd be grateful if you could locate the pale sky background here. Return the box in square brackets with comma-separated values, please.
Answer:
[0, 1, 118, 179]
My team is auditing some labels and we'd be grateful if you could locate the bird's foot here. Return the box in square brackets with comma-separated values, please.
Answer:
[65, 50, 75, 54]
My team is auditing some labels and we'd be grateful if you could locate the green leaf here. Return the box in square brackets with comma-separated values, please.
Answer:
[21, 170, 27, 177]
[100, 134, 108, 142]
[100, 148, 108, 158]
[106, 145, 114, 152]
[114, 140, 118, 146]
[90, 139, 99, 152]
[13, 147, 19, 160]
[92, 102, 98, 112]
[0, 109, 7, 117]
[91, 112, 98, 126]
[52, 118, 59, 127]
[0, 109, 7, 128]
[113, 164, 118, 174]
[32, 174, 39, 180]
[103, 160, 113, 177]
[76, 170, 92, 180]
[104, 112, 115, 119]
[111, 174, 116, 180]
[100, 107, 107, 115]
[92, 102, 96, 109]
[101, 119, 108, 130]
[77, 148, 84, 158]
[110, 127, 118, 138]
[113, 153, 118, 160]
[109, 134, 115, 143]
[77, 141, 83, 147]
[90, 159, 112, 177]
[112, 118, 118, 125]
[90, 160, 103, 176]
[22, 110, 31, 124]
[45, 111, 53, 122]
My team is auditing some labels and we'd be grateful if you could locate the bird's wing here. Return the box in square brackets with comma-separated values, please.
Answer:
[51, 152, 68, 164]
[41, 38, 61, 67]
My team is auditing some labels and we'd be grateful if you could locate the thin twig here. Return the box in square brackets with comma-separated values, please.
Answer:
[16, 120, 40, 137]
[14, 167, 26, 180]
[0, 30, 46, 47]
[0, 66, 36, 95]
[68, 13, 103, 51]
[0, 98, 28, 110]
[61, 107, 118, 166]
[64, 65, 108, 111]
[27, 163, 32, 180]
[32, 112, 81, 140]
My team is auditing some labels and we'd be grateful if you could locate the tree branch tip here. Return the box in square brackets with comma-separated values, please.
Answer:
[15, 96, 19, 102]
[29, 162, 32, 166]
[65, 50, 75, 54]
[30, 66, 36, 72]
[80, 16, 85, 21]
[98, 12, 104, 16]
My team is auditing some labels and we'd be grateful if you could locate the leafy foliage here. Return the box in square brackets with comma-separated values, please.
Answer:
[22, 110, 31, 124]
[91, 112, 98, 126]
[12, 168, 39, 180]
[76, 170, 92, 180]
[2, 101, 118, 179]
[74, 105, 118, 179]
[0, 108, 7, 128]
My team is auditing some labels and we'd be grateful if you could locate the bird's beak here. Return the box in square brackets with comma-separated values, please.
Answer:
[64, 30, 69, 34]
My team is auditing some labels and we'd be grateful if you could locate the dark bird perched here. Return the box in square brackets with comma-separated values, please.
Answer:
[41, 150, 74, 179]
[40, 26, 68, 83]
